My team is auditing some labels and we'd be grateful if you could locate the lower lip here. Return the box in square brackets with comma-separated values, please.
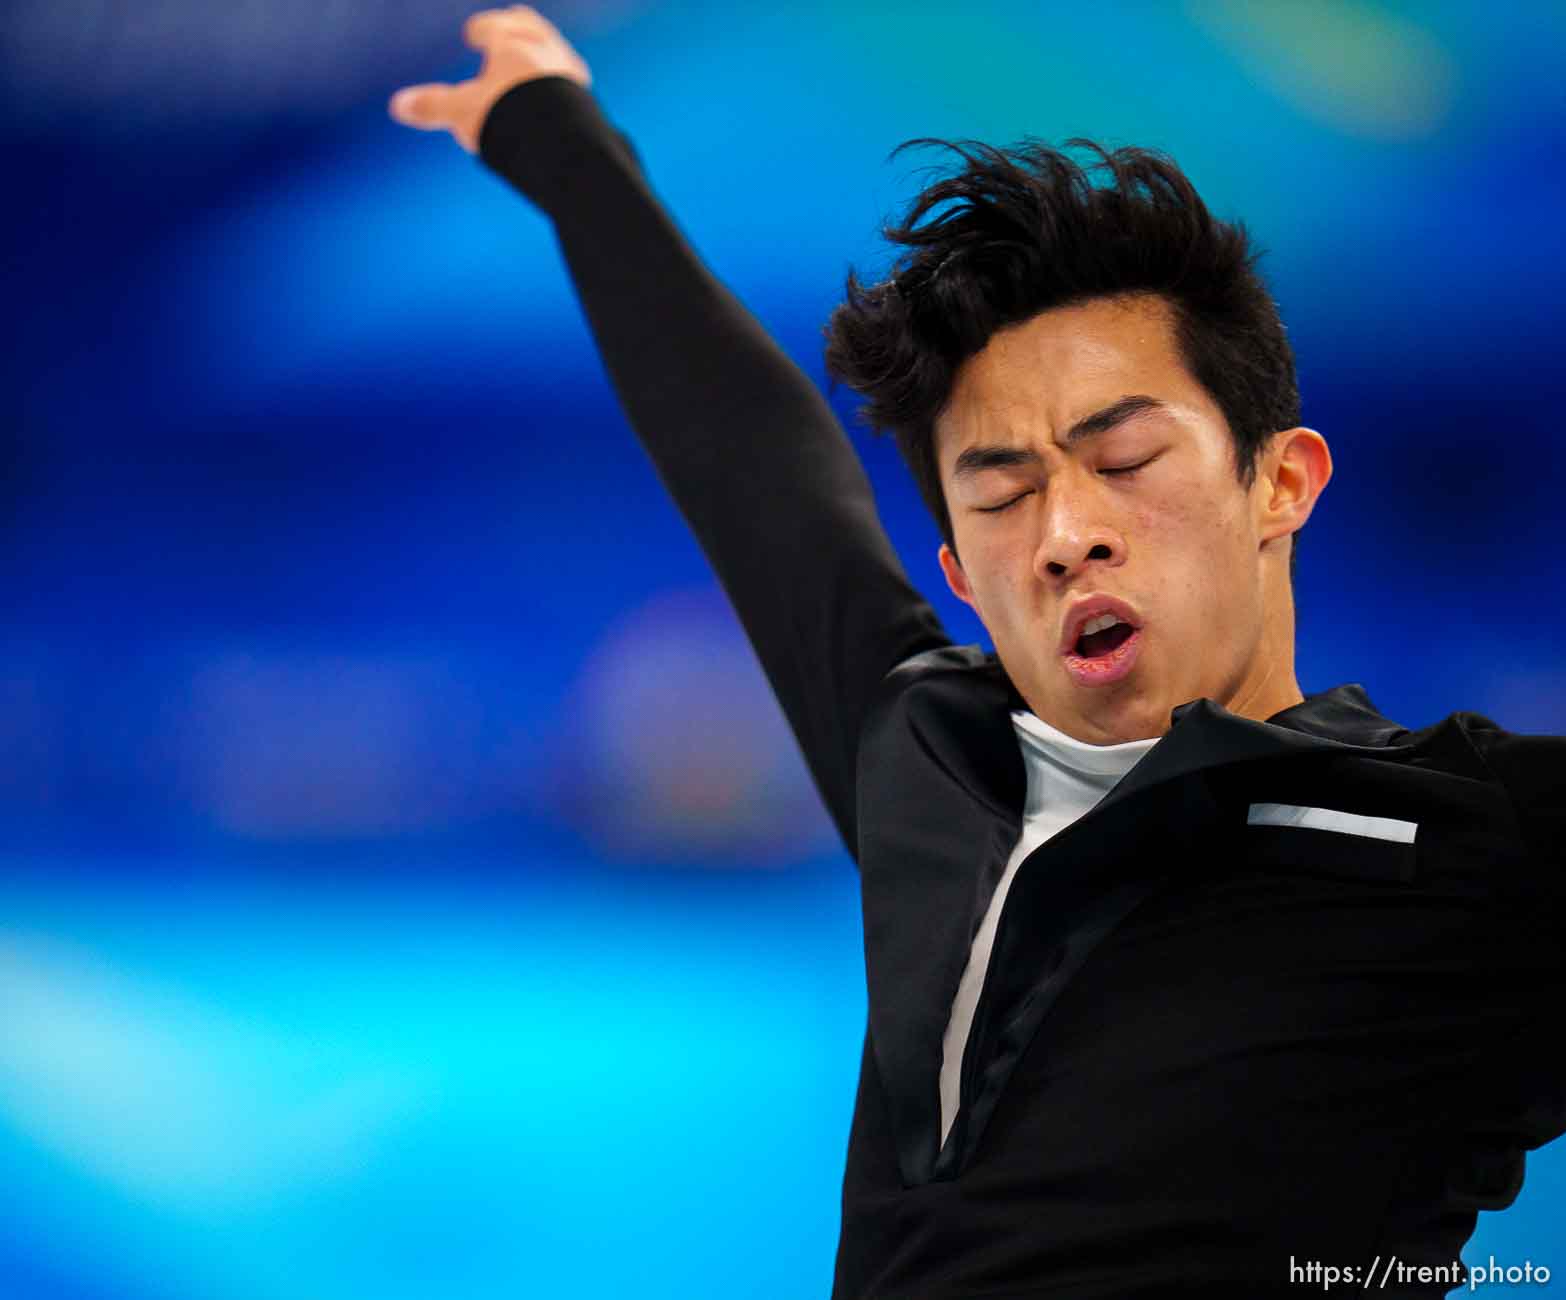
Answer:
[1062, 627, 1142, 688]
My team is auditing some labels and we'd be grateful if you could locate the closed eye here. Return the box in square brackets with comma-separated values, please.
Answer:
[973, 490, 1034, 514]
[1101, 456, 1157, 478]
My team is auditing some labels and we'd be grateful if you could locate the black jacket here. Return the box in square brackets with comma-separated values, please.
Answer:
[478, 78, 1566, 1298]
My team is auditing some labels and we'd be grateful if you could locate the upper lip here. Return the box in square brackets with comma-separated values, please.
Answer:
[1059, 594, 1144, 655]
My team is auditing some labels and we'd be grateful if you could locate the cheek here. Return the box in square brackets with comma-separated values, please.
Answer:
[972, 568, 1022, 623]
[963, 549, 1035, 634]
[1142, 483, 1256, 614]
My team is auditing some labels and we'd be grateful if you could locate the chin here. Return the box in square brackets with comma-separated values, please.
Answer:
[1088, 690, 1171, 743]
[1108, 717, 1168, 744]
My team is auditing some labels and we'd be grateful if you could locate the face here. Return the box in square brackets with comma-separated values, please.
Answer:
[935, 294, 1327, 745]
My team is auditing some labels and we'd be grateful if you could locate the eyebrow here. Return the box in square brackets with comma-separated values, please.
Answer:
[950, 394, 1167, 479]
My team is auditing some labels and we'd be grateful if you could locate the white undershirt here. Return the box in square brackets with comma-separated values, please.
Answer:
[938, 710, 1157, 1148]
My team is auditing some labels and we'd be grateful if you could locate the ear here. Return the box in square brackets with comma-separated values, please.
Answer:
[938, 542, 978, 611]
[1257, 427, 1332, 548]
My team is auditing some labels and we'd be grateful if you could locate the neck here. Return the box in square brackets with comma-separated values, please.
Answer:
[1225, 581, 1303, 724]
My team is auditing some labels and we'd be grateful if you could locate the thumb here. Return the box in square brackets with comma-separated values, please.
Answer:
[388, 83, 461, 129]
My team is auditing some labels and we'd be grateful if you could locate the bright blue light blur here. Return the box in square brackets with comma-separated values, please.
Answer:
[0, 862, 864, 1299]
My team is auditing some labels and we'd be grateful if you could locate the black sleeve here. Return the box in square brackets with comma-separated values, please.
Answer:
[1459, 719, 1566, 1158]
[476, 77, 950, 856]
[1464, 721, 1566, 904]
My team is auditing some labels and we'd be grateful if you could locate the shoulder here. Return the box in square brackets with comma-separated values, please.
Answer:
[880, 642, 1008, 688]
[855, 642, 1027, 839]
[1446, 711, 1566, 830]
[1394, 710, 1566, 887]
[868, 644, 1026, 726]
[861, 642, 1021, 756]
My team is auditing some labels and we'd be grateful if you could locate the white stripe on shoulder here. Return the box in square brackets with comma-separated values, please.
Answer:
[1246, 802, 1418, 844]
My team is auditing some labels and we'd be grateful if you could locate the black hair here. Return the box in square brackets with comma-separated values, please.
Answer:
[823, 137, 1301, 569]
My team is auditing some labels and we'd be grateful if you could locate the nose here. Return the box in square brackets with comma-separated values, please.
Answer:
[1034, 485, 1126, 581]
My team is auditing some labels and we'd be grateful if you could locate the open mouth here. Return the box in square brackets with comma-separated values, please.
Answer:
[1062, 611, 1142, 686]
[1074, 614, 1135, 659]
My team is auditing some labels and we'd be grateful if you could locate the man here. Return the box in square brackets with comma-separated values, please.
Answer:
[390, 9, 1565, 1297]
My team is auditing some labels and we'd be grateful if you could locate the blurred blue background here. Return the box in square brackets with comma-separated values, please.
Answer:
[3, 1, 1564, 1295]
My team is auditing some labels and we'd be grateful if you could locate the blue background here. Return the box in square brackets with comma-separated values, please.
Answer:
[2, 1, 1564, 1295]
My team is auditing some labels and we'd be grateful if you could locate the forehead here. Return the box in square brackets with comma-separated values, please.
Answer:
[936, 294, 1208, 462]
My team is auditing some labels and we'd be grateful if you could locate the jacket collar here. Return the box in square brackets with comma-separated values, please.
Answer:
[1262, 681, 1411, 748]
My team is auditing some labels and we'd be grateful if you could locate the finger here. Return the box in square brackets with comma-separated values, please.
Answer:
[464, 9, 525, 51]
[388, 83, 461, 128]
[507, 5, 558, 34]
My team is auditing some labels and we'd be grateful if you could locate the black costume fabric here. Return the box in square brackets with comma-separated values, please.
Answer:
[478, 78, 1566, 1298]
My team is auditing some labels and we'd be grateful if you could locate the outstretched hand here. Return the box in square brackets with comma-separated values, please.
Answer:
[388, 6, 592, 154]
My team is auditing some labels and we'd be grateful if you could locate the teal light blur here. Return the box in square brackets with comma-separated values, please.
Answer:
[1, 865, 865, 1298]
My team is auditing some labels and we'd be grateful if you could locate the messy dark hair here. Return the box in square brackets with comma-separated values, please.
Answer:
[823, 137, 1301, 568]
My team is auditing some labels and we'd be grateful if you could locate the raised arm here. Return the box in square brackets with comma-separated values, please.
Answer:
[390, 8, 949, 854]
